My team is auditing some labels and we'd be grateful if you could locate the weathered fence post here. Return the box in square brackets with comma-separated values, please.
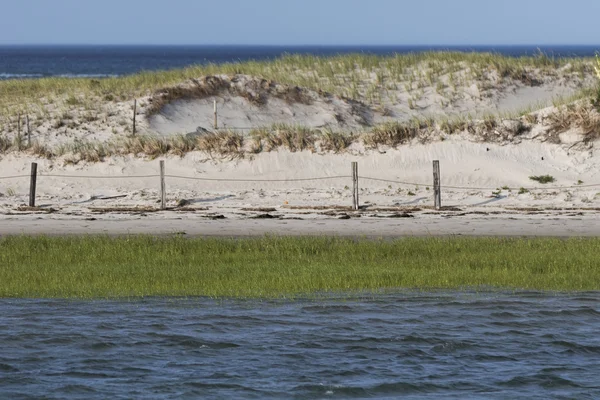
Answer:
[213, 100, 218, 130]
[17, 112, 21, 142]
[160, 160, 166, 210]
[132, 99, 137, 136]
[352, 161, 359, 211]
[29, 162, 37, 207]
[433, 160, 441, 210]
[26, 114, 31, 147]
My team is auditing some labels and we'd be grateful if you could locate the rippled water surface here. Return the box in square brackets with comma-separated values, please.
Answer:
[2, 292, 600, 399]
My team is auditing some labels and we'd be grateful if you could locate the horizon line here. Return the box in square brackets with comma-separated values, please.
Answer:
[1, 43, 600, 47]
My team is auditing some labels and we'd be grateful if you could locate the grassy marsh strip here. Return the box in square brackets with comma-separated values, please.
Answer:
[1, 236, 599, 298]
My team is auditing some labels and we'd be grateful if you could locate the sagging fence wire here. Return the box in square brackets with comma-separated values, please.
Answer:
[0, 173, 600, 190]
[164, 175, 349, 182]
[2, 171, 600, 191]
[360, 176, 600, 191]
[3, 159, 600, 210]
[0, 174, 349, 182]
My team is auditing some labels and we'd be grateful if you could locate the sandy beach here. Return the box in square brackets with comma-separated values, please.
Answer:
[1, 53, 600, 236]
[2, 212, 600, 237]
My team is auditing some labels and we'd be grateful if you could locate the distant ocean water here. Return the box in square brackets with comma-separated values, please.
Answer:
[1, 45, 599, 80]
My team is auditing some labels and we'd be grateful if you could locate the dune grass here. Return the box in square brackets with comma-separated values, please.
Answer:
[0, 51, 597, 161]
[0, 51, 593, 115]
[1, 235, 599, 299]
[1, 96, 599, 161]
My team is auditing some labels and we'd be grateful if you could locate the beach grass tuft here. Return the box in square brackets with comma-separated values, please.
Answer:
[1, 235, 599, 298]
[529, 175, 556, 184]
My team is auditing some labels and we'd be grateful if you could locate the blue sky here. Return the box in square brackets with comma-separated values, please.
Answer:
[3, 0, 600, 45]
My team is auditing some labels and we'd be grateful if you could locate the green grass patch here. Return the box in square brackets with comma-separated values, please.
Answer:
[1, 236, 599, 298]
[529, 175, 556, 184]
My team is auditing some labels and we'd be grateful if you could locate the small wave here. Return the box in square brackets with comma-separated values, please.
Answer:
[48, 371, 114, 379]
[540, 366, 579, 374]
[552, 340, 600, 355]
[294, 381, 445, 396]
[393, 348, 430, 358]
[0, 72, 118, 80]
[400, 334, 445, 345]
[0, 363, 19, 372]
[148, 333, 240, 349]
[490, 311, 521, 318]
[40, 335, 87, 345]
[292, 384, 369, 397]
[205, 372, 242, 380]
[336, 336, 405, 345]
[54, 384, 97, 394]
[539, 307, 600, 317]
[0, 73, 43, 79]
[301, 304, 354, 312]
[499, 373, 581, 389]
[185, 381, 260, 392]
[294, 340, 327, 349]
[57, 73, 118, 79]
[364, 381, 443, 396]
[87, 341, 118, 351]
[431, 340, 476, 353]
[490, 320, 536, 329]
[473, 353, 518, 362]
[120, 366, 154, 374]
[503, 329, 535, 336]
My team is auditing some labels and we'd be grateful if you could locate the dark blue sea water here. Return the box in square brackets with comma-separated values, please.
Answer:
[2, 292, 600, 399]
[1, 45, 599, 80]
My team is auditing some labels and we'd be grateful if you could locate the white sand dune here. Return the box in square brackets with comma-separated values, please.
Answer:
[1, 68, 600, 235]
[148, 74, 593, 136]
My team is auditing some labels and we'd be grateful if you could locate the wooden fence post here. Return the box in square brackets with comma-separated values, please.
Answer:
[213, 100, 218, 130]
[433, 160, 441, 210]
[352, 161, 359, 211]
[160, 160, 166, 210]
[17, 112, 21, 142]
[132, 99, 137, 136]
[26, 114, 31, 147]
[29, 162, 37, 207]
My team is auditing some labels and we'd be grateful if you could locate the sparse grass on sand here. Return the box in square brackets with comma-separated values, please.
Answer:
[0, 51, 593, 115]
[1, 235, 599, 298]
[3, 100, 596, 161]
[0, 51, 598, 161]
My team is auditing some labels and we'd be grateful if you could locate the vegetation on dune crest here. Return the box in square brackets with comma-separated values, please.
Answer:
[0, 52, 599, 161]
[2, 103, 598, 162]
[0, 51, 593, 114]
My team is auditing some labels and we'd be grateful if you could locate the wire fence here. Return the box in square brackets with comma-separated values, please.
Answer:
[2, 160, 600, 211]
[2, 172, 600, 191]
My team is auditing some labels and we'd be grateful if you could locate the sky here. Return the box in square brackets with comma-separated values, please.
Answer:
[2, 0, 600, 45]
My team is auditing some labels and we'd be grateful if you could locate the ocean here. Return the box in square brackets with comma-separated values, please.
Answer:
[2, 292, 600, 399]
[0, 45, 599, 80]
